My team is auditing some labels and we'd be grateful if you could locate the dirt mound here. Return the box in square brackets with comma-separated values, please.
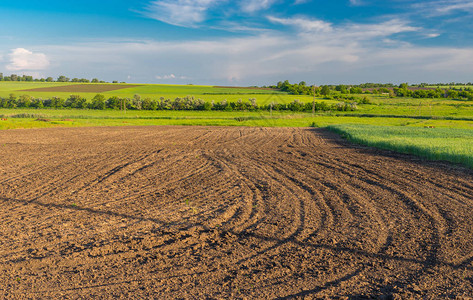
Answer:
[1, 126, 473, 298]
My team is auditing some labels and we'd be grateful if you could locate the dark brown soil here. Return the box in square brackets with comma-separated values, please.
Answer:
[1, 126, 473, 299]
[21, 84, 142, 93]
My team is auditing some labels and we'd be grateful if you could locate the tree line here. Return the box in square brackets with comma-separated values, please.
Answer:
[0, 73, 117, 83]
[271, 80, 473, 100]
[0, 94, 358, 112]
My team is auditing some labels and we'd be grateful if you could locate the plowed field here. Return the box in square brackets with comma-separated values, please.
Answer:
[1, 126, 473, 299]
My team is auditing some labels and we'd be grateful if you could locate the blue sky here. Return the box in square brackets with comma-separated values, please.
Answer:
[1, 0, 473, 85]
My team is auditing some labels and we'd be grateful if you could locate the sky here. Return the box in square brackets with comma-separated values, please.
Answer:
[1, 0, 473, 85]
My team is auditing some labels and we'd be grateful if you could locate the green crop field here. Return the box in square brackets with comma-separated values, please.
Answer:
[328, 124, 473, 168]
[1, 81, 473, 168]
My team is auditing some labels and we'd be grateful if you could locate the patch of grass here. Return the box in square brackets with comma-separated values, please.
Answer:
[327, 124, 473, 168]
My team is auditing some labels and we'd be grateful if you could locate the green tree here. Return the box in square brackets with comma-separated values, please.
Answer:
[399, 82, 409, 89]
[90, 94, 106, 109]
[18, 95, 32, 108]
[65, 95, 87, 108]
[142, 98, 158, 110]
[335, 85, 348, 94]
[106, 96, 121, 109]
[32, 99, 44, 108]
[50, 97, 65, 108]
[132, 94, 142, 110]
[22, 75, 33, 81]
[320, 85, 331, 96]
[57, 75, 69, 82]
[446, 89, 459, 99]
[349, 87, 363, 94]
[7, 94, 17, 108]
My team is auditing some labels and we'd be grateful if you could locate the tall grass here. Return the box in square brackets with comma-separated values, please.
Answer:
[327, 124, 473, 168]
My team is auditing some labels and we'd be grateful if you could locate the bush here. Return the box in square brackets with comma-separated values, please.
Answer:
[89, 94, 106, 110]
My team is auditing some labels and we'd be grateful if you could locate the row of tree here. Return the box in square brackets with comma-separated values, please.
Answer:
[393, 83, 473, 100]
[0, 73, 116, 83]
[270, 81, 375, 96]
[271, 81, 473, 100]
[0, 94, 358, 112]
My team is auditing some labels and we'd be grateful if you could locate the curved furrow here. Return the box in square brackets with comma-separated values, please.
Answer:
[308, 149, 453, 285]
[321, 159, 445, 262]
[311, 137, 473, 207]
[262, 156, 391, 265]
[65, 150, 157, 197]
[202, 153, 261, 233]
[261, 162, 331, 236]
[11, 152, 146, 203]
[7, 151, 175, 229]
[0, 160, 55, 186]
[78, 153, 215, 209]
[308, 155, 453, 240]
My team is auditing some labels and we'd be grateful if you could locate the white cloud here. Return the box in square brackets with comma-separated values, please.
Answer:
[268, 16, 419, 39]
[240, 0, 277, 12]
[144, 0, 223, 27]
[268, 16, 333, 32]
[435, 1, 473, 14]
[6, 48, 50, 71]
[143, 0, 279, 27]
[412, 0, 473, 16]
[342, 19, 420, 39]
[156, 74, 188, 80]
[157, 74, 176, 79]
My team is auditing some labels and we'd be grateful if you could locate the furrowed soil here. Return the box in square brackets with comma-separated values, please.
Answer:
[1, 126, 473, 299]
